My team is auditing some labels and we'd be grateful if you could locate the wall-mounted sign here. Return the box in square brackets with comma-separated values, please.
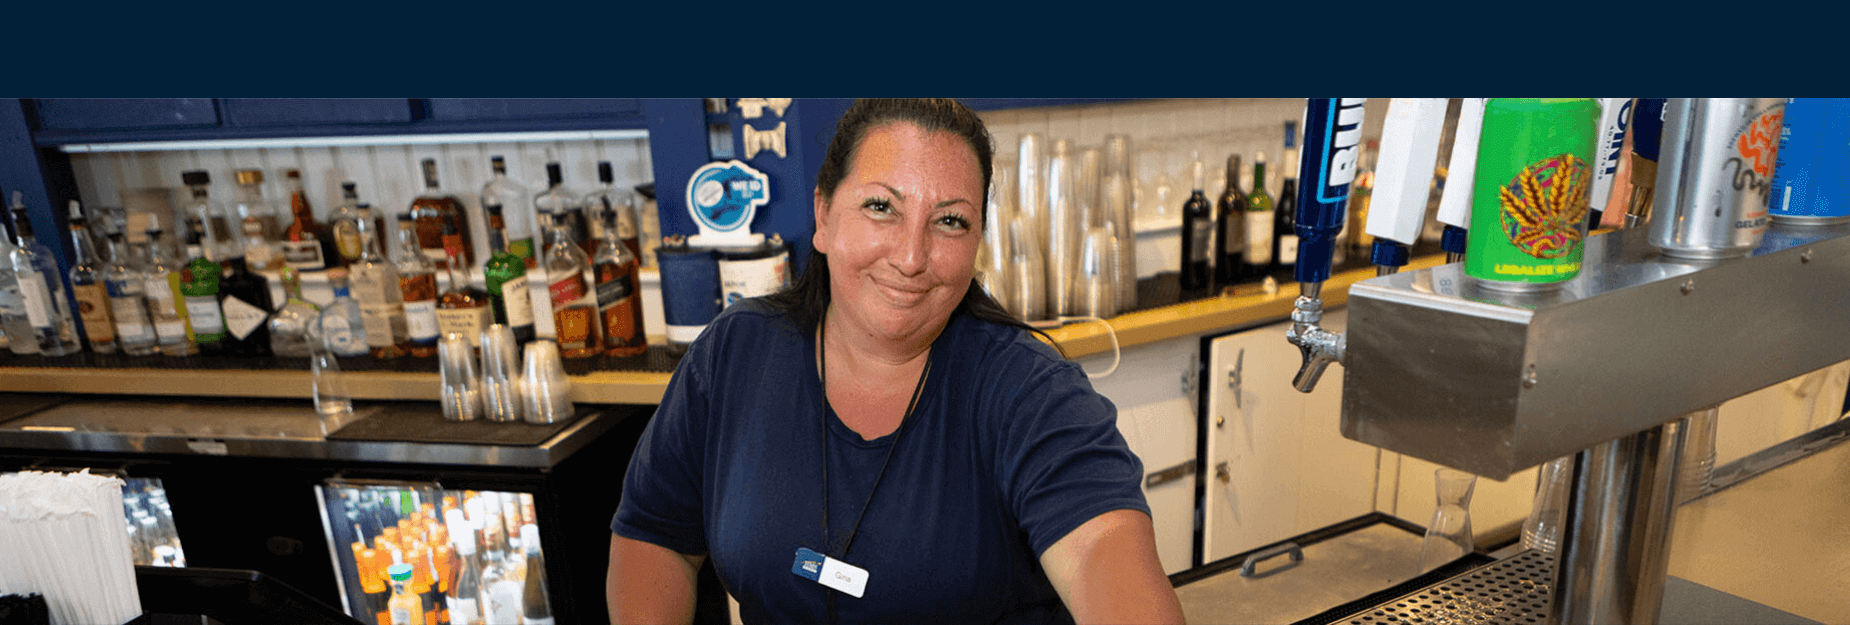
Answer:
[686, 160, 769, 247]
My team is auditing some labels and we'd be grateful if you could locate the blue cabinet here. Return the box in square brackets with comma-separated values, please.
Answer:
[30, 98, 219, 132]
[220, 98, 415, 127]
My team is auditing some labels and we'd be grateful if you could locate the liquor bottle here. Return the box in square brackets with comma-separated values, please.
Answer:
[395, 213, 441, 358]
[218, 255, 275, 358]
[445, 512, 484, 625]
[1275, 125, 1302, 280]
[1243, 153, 1276, 279]
[435, 219, 493, 350]
[268, 268, 318, 357]
[1275, 178, 1301, 281]
[179, 218, 226, 354]
[388, 563, 424, 625]
[541, 211, 599, 359]
[240, 206, 280, 273]
[1178, 158, 1213, 291]
[1214, 155, 1249, 286]
[482, 202, 536, 344]
[411, 158, 473, 271]
[0, 230, 28, 355]
[592, 204, 645, 357]
[143, 226, 198, 357]
[584, 161, 639, 258]
[66, 200, 117, 354]
[231, 169, 282, 247]
[319, 268, 369, 357]
[519, 525, 552, 625]
[353, 205, 409, 359]
[103, 232, 158, 357]
[331, 182, 365, 268]
[8, 195, 80, 356]
[481, 156, 534, 269]
[280, 169, 335, 271]
[531, 163, 577, 263]
[181, 170, 238, 272]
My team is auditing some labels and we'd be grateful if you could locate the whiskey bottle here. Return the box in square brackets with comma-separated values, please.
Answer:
[66, 200, 116, 354]
[592, 204, 645, 357]
[394, 213, 441, 358]
[540, 210, 599, 359]
[411, 158, 473, 271]
[531, 163, 577, 263]
[352, 204, 410, 358]
[435, 219, 492, 349]
[280, 169, 335, 271]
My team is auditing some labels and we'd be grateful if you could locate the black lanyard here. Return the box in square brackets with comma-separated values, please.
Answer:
[817, 320, 931, 621]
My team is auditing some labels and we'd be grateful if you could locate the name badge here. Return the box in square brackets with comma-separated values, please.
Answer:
[791, 547, 869, 598]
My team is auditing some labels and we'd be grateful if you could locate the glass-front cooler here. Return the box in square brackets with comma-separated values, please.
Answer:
[316, 481, 554, 625]
[121, 476, 187, 568]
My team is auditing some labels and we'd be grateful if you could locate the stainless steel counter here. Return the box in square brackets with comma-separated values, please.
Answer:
[0, 396, 629, 469]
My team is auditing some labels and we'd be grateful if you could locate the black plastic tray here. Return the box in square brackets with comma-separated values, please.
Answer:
[127, 566, 363, 625]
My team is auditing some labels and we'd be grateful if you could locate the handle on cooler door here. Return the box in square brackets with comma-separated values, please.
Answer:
[1240, 541, 1305, 578]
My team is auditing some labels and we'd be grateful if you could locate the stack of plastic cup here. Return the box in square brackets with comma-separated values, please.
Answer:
[519, 341, 575, 424]
[479, 324, 522, 423]
[439, 333, 481, 422]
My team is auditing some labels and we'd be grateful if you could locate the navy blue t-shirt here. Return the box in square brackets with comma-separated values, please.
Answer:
[613, 299, 1148, 623]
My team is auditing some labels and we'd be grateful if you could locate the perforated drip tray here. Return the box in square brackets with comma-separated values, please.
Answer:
[1332, 549, 1556, 625]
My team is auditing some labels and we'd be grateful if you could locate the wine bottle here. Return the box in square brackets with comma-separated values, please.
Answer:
[1178, 159, 1213, 292]
[1213, 155, 1248, 287]
[1243, 153, 1276, 279]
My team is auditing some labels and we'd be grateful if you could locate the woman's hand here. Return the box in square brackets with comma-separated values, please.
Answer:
[1041, 509, 1187, 624]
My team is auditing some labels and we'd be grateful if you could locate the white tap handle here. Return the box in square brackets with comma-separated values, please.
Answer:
[1436, 98, 1486, 229]
[1366, 98, 1448, 246]
[1589, 98, 1631, 216]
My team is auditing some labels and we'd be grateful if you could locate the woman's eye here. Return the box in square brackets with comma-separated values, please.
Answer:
[936, 214, 971, 232]
[862, 198, 894, 216]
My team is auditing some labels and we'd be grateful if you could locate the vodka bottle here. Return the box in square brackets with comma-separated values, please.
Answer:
[66, 200, 117, 354]
[103, 232, 158, 356]
[143, 227, 198, 356]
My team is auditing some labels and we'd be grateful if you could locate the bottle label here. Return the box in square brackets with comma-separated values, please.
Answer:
[553, 306, 593, 350]
[359, 304, 399, 348]
[221, 294, 269, 341]
[110, 296, 153, 341]
[71, 283, 115, 343]
[18, 274, 53, 328]
[185, 296, 226, 338]
[335, 222, 364, 261]
[1278, 235, 1300, 266]
[323, 314, 359, 353]
[155, 319, 189, 342]
[280, 240, 327, 270]
[499, 275, 534, 327]
[435, 307, 492, 347]
[145, 277, 180, 312]
[404, 300, 440, 344]
[549, 274, 586, 308]
[1246, 212, 1274, 266]
[1189, 218, 1213, 262]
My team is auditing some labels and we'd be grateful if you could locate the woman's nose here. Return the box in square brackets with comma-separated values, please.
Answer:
[889, 224, 930, 276]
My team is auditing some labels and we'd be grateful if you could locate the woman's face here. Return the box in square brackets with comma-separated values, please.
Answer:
[814, 122, 984, 347]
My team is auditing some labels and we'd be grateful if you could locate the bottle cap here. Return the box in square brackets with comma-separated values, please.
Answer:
[235, 169, 264, 185]
[396, 212, 415, 222]
[546, 163, 563, 186]
[342, 181, 356, 194]
[598, 161, 614, 183]
[182, 170, 210, 186]
[387, 563, 413, 582]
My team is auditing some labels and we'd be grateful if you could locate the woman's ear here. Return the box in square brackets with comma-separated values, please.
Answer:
[812, 190, 831, 255]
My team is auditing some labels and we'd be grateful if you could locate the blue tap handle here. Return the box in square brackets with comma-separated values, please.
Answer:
[1293, 98, 1367, 285]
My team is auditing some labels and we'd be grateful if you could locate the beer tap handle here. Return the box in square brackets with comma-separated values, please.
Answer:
[1287, 98, 1367, 393]
[1366, 98, 1449, 275]
[1436, 99, 1486, 263]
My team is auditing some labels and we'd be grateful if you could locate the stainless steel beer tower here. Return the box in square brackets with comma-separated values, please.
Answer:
[1324, 221, 1850, 624]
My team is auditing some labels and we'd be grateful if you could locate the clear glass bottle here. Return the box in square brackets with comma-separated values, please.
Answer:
[435, 219, 493, 350]
[410, 158, 472, 271]
[446, 512, 484, 625]
[143, 226, 198, 356]
[66, 200, 117, 354]
[481, 156, 534, 269]
[179, 218, 226, 355]
[218, 255, 275, 358]
[541, 211, 599, 359]
[231, 168, 281, 248]
[482, 202, 536, 345]
[519, 524, 552, 625]
[329, 182, 380, 269]
[269, 267, 320, 358]
[0, 231, 25, 354]
[531, 163, 578, 264]
[182, 170, 239, 271]
[8, 194, 80, 356]
[394, 213, 441, 358]
[318, 268, 369, 358]
[592, 205, 645, 357]
[103, 231, 158, 357]
[1418, 468, 1477, 573]
[587, 162, 641, 262]
[351, 204, 409, 358]
[241, 206, 279, 273]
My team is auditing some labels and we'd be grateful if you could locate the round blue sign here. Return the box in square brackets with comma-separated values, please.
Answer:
[686, 161, 771, 234]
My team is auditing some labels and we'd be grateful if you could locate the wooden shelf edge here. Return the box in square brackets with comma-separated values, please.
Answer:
[1045, 256, 1449, 359]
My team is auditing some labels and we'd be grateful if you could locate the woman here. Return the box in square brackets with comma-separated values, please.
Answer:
[608, 99, 1183, 624]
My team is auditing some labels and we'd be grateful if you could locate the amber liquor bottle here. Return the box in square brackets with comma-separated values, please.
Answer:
[592, 205, 645, 357]
[410, 158, 473, 271]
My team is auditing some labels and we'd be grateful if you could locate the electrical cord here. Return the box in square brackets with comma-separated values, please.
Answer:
[1037, 315, 1121, 380]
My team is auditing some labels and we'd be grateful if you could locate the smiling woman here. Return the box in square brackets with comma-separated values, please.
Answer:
[607, 99, 1184, 625]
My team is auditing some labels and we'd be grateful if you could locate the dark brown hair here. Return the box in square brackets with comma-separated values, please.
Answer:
[764, 98, 1050, 347]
